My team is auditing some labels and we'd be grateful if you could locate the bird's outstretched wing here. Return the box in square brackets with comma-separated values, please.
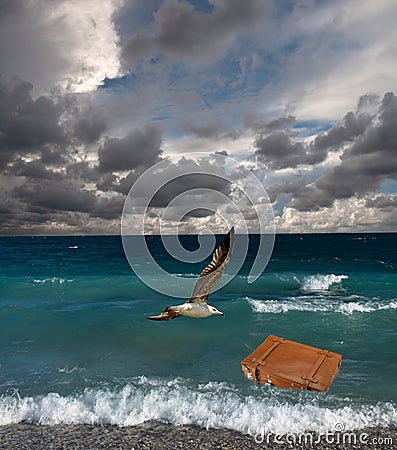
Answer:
[188, 227, 235, 304]
[147, 306, 181, 321]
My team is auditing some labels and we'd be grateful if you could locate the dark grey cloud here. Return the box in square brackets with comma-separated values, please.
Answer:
[11, 175, 126, 225]
[254, 130, 327, 169]
[253, 94, 386, 171]
[73, 109, 107, 144]
[91, 195, 126, 220]
[98, 123, 163, 172]
[14, 180, 97, 213]
[0, 205, 119, 236]
[183, 207, 215, 219]
[0, 78, 111, 199]
[289, 185, 333, 212]
[243, 113, 296, 132]
[118, 156, 232, 209]
[0, 80, 107, 170]
[365, 195, 397, 210]
[259, 92, 397, 214]
[267, 177, 307, 204]
[290, 92, 397, 211]
[149, 173, 231, 208]
[313, 110, 372, 151]
[65, 161, 98, 182]
[11, 158, 60, 180]
[0, 78, 163, 233]
[181, 118, 240, 140]
[0, 0, 23, 21]
[65, 161, 117, 194]
[96, 172, 119, 193]
[122, 0, 272, 66]
[108, 166, 163, 196]
[182, 118, 224, 139]
[0, 79, 66, 168]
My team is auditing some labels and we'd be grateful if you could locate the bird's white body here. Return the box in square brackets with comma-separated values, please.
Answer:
[147, 227, 233, 321]
[171, 302, 224, 318]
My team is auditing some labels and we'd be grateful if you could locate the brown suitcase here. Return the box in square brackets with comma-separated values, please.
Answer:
[241, 335, 342, 392]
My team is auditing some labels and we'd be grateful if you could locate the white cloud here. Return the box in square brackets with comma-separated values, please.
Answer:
[276, 195, 397, 233]
[266, 0, 397, 120]
[0, 0, 124, 94]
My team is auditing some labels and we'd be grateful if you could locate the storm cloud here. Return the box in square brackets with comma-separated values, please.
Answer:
[243, 113, 297, 133]
[122, 0, 272, 65]
[290, 92, 397, 211]
[181, 118, 240, 140]
[0, 78, 163, 234]
[0, 79, 66, 168]
[313, 110, 373, 152]
[1, 1, 396, 234]
[14, 180, 97, 214]
[98, 124, 163, 172]
[255, 130, 328, 170]
[73, 109, 107, 144]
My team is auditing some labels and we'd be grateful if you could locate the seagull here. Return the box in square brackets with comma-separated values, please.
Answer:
[148, 227, 234, 321]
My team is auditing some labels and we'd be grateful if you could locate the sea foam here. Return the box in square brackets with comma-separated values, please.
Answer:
[0, 379, 396, 435]
[33, 277, 73, 285]
[247, 297, 397, 315]
[301, 274, 348, 291]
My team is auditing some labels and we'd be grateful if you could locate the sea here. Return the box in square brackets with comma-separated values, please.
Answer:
[0, 233, 396, 436]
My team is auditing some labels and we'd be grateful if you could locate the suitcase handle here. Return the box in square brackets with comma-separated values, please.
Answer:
[252, 338, 285, 381]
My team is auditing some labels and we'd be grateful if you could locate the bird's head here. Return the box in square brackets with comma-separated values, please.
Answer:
[210, 306, 224, 316]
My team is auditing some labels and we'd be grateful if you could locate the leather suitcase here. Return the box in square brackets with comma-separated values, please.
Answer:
[241, 335, 342, 391]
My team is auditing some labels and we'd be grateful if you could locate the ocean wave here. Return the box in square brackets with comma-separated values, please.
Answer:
[301, 274, 348, 292]
[1, 379, 396, 435]
[246, 296, 397, 315]
[33, 277, 73, 285]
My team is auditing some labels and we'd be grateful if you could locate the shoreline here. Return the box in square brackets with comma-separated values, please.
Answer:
[0, 422, 395, 449]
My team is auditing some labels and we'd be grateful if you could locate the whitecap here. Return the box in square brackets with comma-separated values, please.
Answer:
[301, 274, 348, 292]
[246, 296, 397, 316]
[32, 277, 73, 285]
[0, 381, 396, 436]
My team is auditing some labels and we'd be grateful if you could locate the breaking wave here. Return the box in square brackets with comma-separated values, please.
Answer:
[247, 296, 397, 315]
[1, 378, 396, 435]
[301, 274, 348, 292]
[33, 277, 73, 285]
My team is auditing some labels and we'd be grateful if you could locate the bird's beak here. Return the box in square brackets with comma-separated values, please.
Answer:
[218, 311, 224, 316]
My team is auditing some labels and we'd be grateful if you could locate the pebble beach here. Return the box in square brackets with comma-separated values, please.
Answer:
[0, 422, 396, 450]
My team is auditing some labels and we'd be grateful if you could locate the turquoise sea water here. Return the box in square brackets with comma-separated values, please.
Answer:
[0, 233, 396, 435]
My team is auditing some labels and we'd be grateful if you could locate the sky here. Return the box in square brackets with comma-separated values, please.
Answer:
[0, 0, 396, 235]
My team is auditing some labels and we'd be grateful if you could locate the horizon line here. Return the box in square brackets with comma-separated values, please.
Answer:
[0, 231, 396, 238]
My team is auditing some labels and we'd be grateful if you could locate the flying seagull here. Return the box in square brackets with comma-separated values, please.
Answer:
[148, 227, 235, 321]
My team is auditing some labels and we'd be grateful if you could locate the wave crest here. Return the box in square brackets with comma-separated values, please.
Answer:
[33, 277, 73, 285]
[301, 274, 348, 292]
[247, 297, 397, 315]
[0, 380, 396, 435]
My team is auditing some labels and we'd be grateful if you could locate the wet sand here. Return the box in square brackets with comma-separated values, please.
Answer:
[0, 422, 396, 449]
